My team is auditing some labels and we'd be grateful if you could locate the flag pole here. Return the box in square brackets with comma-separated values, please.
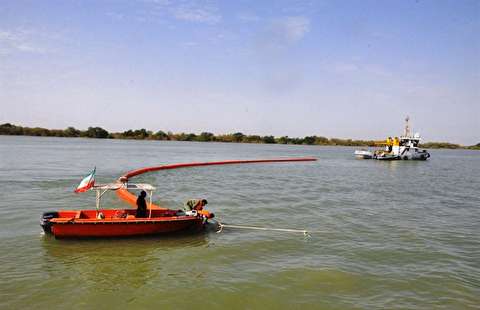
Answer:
[95, 189, 100, 217]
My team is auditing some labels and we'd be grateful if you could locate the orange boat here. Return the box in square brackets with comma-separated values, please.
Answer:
[41, 182, 214, 238]
[41, 208, 207, 238]
[41, 158, 316, 239]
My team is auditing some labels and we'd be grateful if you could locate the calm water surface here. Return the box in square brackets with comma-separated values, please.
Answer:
[0, 136, 479, 309]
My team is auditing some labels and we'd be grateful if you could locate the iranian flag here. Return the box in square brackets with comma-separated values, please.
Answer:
[74, 168, 96, 193]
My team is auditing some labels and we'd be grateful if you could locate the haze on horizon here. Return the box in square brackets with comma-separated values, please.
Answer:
[0, 0, 478, 145]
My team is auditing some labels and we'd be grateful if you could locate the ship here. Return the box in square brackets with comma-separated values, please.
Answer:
[354, 116, 430, 160]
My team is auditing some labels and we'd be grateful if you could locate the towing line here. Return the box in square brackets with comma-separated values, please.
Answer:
[215, 221, 326, 238]
[217, 222, 309, 236]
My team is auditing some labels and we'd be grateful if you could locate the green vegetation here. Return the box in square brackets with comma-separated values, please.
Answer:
[419, 142, 462, 149]
[466, 143, 480, 150]
[0, 123, 476, 149]
[419, 142, 479, 150]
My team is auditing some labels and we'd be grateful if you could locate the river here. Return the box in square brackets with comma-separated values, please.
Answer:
[0, 136, 478, 309]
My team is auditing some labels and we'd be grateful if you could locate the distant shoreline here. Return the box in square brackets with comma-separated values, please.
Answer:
[1, 123, 478, 150]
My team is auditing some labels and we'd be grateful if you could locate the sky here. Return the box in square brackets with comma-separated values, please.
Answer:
[0, 0, 478, 144]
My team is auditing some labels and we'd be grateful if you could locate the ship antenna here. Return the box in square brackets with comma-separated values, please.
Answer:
[404, 116, 410, 137]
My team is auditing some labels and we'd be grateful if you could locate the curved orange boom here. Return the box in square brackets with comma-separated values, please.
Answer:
[116, 158, 317, 210]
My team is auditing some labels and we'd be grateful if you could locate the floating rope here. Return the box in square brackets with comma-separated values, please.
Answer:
[215, 221, 324, 238]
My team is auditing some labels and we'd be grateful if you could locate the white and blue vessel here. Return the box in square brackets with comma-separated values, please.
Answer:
[355, 117, 430, 160]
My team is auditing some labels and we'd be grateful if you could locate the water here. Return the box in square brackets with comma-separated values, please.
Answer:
[0, 136, 479, 309]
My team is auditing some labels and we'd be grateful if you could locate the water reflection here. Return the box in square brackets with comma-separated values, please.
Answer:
[40, 231, 211, 291]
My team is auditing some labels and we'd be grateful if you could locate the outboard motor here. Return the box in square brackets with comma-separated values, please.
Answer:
[40, 211, 58, 234]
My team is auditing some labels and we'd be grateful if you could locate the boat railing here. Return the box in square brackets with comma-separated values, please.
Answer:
[91, 183, 156, 218]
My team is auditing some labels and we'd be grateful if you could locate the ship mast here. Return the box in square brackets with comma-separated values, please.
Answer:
[404, 116, 410, 137]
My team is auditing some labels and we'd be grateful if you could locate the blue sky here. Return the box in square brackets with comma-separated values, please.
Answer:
[0, 0, 478, 144]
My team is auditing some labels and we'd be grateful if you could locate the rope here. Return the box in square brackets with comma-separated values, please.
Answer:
[215, 221, 324, 238]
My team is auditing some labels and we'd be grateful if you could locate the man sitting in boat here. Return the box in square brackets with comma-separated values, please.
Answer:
[136, 191, 148, 218]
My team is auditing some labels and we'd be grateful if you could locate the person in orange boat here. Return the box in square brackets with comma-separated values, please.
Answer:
[184, 198, 213, 218]
[185, 199, 208, 211]
[136, 191, 147, 218]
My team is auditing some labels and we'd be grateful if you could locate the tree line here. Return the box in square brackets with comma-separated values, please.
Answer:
[0, 123, 478, 149]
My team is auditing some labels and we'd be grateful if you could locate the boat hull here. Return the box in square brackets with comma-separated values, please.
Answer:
[375, 155, 400, 160]
[354, 150, 373, 159]
[49, 218, 204, 238]
[354, 148, 430, 160]
[42, 209, 207, 238]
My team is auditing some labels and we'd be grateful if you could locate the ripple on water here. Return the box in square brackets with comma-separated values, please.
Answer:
[1, 138, 479, 309]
